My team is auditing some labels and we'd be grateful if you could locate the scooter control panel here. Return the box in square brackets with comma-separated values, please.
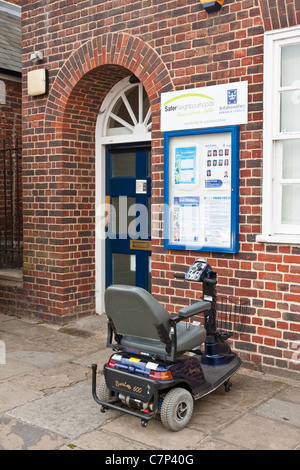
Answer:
[185, 259, 211, 282]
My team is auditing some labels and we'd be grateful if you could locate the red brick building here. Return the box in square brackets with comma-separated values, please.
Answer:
[0, 0, 299, 380]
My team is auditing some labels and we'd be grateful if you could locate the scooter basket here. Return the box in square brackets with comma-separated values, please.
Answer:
[216, 295, 249, 339]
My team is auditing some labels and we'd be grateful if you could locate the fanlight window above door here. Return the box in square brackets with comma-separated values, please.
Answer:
[106, 82, 152, 136]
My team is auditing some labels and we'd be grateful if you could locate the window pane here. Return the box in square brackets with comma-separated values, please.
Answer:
[112, 152, 136, 177]
[143, 88, 151, 122]
[280, 91, 300, 132]
[282, 140, 300, 179]
[111, 96, 134, 126]
[125, 86, 139, 122]
[106, 95, 134, 136]
[281, 44, 300, 87]
[107, 117, 133, 136]
[113, 253, 136, 285]
[281, 184, 300, 225]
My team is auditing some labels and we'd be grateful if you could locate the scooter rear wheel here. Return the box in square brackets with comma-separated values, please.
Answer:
[98, 376, 113, 401]
[160, 387, 194, 432]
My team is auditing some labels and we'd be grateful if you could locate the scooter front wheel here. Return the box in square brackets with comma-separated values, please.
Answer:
[160, 387, 194, 432]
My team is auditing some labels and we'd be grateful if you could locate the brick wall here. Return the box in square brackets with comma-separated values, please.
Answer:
[0, 78, 22, 140]
[0, 0, 299, 378]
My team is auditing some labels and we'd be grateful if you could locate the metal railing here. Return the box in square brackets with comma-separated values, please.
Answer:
[0, 138, 22, 269]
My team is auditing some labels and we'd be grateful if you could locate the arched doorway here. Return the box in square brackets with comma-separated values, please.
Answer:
[95, 76, 152, 313]
[35, 33, 172, 320]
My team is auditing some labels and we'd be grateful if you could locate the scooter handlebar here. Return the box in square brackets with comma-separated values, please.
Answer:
[173, 273, 217, 284]
[173, 273, 185, 279]
[202, 277, 217, 285]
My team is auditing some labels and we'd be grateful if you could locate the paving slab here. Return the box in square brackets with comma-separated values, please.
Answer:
[193, 437, 246, 450]
[203, 372, 285, 410]
[61, 314, 108, 343]
[7, 350, 74, 368]
[253, 397, 300, 428]
[0, 331, 52, 354]
[0, 313, 15, 322]
[101, 414, 207, 450]
[0, 382, 41, 413]
[27, 332, 101, 357]
[0, 415, 65, 450]
[276, 386, 300, 404]
[214, 413, 300, 450]
[189, 398, 242, 432]
[0, 357, 35, 380]
[7, 382, 120, 440]
[10, 362, 89, 393]
[71, 428, 155, 451]
[73, 348, 111, 370]
[0, 319, 56, 338]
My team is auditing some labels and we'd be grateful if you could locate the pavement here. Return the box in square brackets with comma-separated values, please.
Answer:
[0, 311, 300, 452]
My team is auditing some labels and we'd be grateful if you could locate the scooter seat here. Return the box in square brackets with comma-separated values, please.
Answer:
[118, 322, 206, 357]
[176, 322, 206, 352]
[118, 335, 170, 356]
[104, 284, 207, 360]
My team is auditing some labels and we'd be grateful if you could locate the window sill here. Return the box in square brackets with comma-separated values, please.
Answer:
[256, 234, 300, 245]
[0, 269, 23, 286]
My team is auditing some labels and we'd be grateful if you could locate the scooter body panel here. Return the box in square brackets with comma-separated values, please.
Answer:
[202, 335, 237, 366]
[104, 353, 206, 399]
[103, 349, 241, 401]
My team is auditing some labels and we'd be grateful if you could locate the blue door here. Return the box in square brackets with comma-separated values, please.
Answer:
[106, 145, 151, 291]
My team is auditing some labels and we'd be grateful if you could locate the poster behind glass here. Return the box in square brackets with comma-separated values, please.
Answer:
[165, 128, 239, 253]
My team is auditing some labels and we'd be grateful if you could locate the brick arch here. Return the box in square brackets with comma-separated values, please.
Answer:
[36, 34, 173, 318]
[44, 32, 173, 134]
[258, 0, 300, 31]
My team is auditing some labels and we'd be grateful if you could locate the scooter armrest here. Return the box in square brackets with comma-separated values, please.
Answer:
[176, 300, 211, 319]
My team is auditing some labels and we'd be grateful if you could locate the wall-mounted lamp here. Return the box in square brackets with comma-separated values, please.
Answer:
[27, 68, 48, 96]
[200, 0, 224, 13]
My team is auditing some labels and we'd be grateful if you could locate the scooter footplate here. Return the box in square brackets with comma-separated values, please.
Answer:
[104, 366, 157, 401]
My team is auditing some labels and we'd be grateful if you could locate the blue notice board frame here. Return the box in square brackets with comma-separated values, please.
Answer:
[164, 126, 240, 253]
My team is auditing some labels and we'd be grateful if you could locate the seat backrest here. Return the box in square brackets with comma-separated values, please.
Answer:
[104, 285, 171, 341]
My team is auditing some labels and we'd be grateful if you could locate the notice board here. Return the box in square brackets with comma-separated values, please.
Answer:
[164, 126, 240, 253]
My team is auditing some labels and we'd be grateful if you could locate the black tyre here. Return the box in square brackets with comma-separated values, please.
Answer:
[224, 380, 232, 392]
[98, 376, 113, 401]
[160, 387, 194, 431]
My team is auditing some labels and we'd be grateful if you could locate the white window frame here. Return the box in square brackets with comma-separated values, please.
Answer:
[257, 25, 300, 244]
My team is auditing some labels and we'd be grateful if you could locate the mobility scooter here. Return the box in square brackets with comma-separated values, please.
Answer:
[92, 259, 244, 431]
